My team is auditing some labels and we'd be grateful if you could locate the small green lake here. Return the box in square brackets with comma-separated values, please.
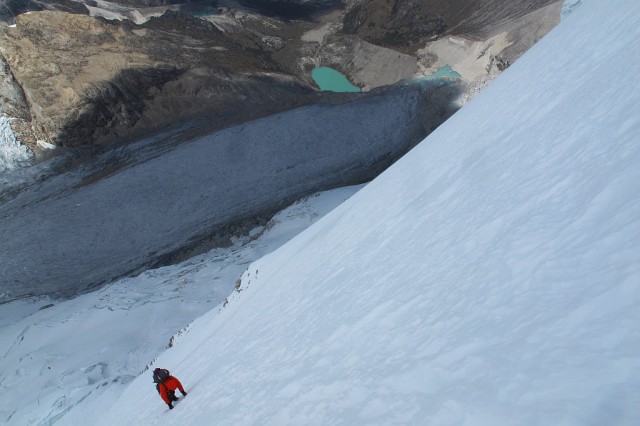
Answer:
[422, 65, 462, 80]
[311, 67, 361, 93]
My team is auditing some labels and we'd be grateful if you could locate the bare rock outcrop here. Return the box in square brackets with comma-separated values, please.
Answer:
[0, 0, 87, 23]
[342, 0, 559, 52]
[343, 0, 446, 51]
[0, 10, 319, 149]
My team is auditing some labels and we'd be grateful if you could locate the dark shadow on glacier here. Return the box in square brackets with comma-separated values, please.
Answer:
[0, 81, 462, 302]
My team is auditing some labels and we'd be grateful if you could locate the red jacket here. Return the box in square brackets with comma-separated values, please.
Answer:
[156, 376, 185, 404]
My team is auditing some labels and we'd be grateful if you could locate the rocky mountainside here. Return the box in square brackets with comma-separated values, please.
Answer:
[0, 9, 325, 149]
[0, 0, 87, 22]
[238, 0, 343, 19]
[343, 0, 447, 51]
[0, 0, 561, 153]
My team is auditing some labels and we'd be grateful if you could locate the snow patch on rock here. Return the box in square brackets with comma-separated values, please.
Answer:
[0, 113, 32, 171]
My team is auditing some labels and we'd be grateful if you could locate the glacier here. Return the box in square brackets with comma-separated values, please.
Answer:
[0, 82, 458, 302]
[1, 0, 639, 424]
[96, 0, 639, 424]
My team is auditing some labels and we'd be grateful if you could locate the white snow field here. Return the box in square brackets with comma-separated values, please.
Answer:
[1, 0, 639, 424]
[0, 113, 31, 172]
[0, 186, 364, 425]
[95, 0, 639, 424]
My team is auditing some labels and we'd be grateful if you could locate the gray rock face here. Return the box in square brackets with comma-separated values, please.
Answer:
[0, 82, 461, 302]
[104, 0, 192, 6]
[342, 0, 559, 52]
[239, 0, 344, 19]
[343, 0, 447, 50]
[0, 0, 87, 23]
[0, 54, 29, 123]
[442, 0, 560, 37]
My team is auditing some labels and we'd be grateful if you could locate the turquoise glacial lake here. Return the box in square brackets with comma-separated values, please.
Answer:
[311, 67, 361, 93]
[423, 65, 462, 80]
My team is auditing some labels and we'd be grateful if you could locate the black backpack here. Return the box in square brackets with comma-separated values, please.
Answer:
[153, 368, 170, 383]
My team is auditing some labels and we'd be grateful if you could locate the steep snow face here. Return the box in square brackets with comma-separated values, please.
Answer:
[100, 0, 640, 424]
[0, 186, 363, 425]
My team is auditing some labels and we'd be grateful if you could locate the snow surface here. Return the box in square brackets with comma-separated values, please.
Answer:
[90, 0, 639, 424]
[0, 112, 31, 172]
[2, 0, 639, 424]
[0, 185, 363, 425]
[561, 0, 582, 18]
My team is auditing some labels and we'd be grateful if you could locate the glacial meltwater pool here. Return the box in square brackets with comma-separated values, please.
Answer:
[423, 65, 462, 80]
[311, 67, 361, 93]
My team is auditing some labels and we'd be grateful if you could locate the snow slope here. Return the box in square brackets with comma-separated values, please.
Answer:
[99, 0, 640, 424]
[0, 185, 363, 425]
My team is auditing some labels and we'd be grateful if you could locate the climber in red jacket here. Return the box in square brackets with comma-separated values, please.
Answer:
[153, 368, 187, 410]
